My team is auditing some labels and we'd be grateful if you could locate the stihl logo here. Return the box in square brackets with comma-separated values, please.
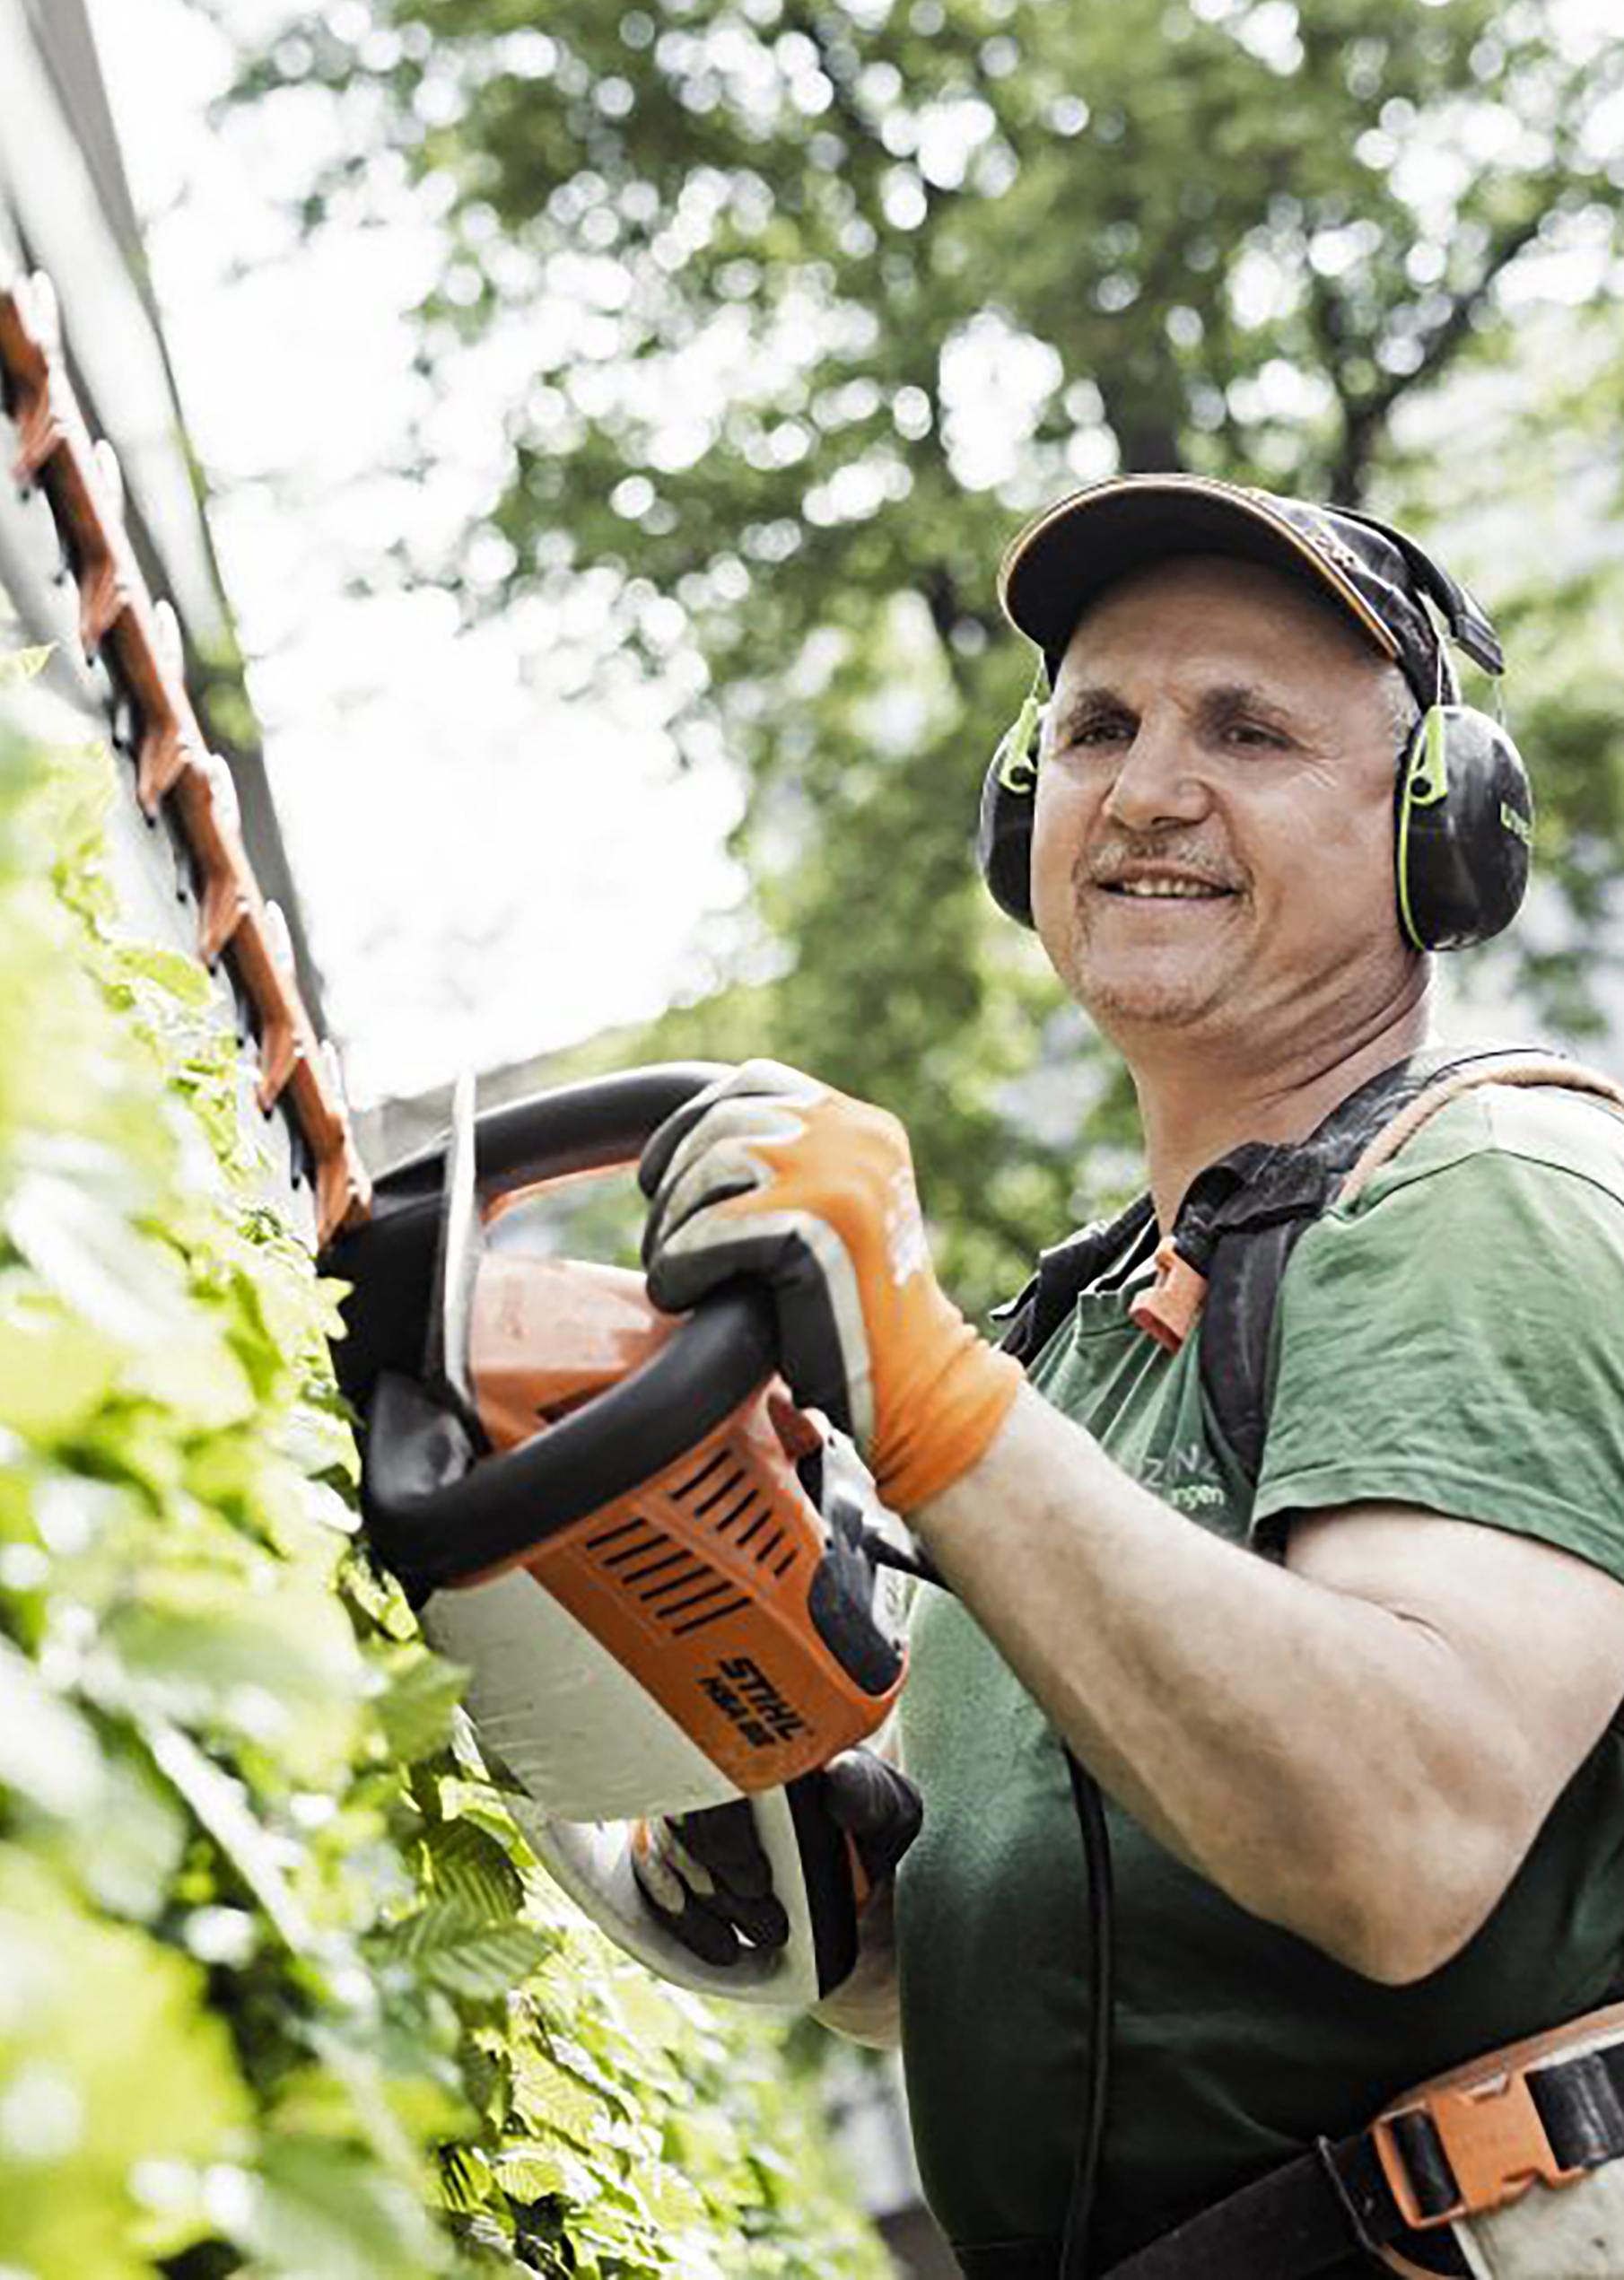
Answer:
[700, 1656, 808, 1750]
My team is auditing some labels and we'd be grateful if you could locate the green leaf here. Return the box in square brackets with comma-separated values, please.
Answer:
[436, 2140, 494, 2214]
[386, 1899, 554, 2002]
[135, 1716, 312, 1952]
[423, 1815, 525, 1922]
[102, 1589, 363, 1760]
[106, 938, 215, 1009]
[5, 1169, 196, 1347]
[374, 1648, 468, 1762]
[0, 1849, 249, 2277]
[0, 1294, 121, 1438]
[508, 2045, 610, 2149]
[490, 2136, 604, 2207]
[0, 1634, 104, 1819]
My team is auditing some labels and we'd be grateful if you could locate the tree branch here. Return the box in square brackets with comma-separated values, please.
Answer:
[1330, 207, 1548, 502]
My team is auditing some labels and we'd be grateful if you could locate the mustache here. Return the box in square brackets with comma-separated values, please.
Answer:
[1079, 836, 1246, 892]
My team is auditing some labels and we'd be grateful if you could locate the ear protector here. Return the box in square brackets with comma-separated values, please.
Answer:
[977, 541, 1533, 954]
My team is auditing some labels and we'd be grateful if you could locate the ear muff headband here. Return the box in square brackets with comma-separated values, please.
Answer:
[1332, 509, 1505, 678]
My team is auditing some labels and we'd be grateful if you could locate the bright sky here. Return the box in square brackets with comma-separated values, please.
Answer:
[88, 0, 747, 1109]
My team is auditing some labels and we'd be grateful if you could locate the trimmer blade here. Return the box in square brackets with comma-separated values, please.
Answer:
[425, 1069, 484, 1423]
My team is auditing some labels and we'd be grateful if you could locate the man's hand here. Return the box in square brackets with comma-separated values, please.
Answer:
[630, 1751, 922, 1974]
[630, 1799, 790, 1970]
[638, 1060, 1021, 1512]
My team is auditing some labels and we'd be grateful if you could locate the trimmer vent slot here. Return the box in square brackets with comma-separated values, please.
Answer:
[640, 1563, 713, 1604]
[620, 1547, 690, 1588]
[660, 1577, 735, 1621]
[601, 1524, 665, 1569]
[694, 1469, 747, 1518]
[585, 1516, 649, 1552]
[673, 1448, 731, 1498]
[710, 1488, 758, 1537]
[671, 1594, 751, 1637]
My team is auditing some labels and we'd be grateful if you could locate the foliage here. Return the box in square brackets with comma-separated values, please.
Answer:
[229, 0, 1624, 1308]
[0, 666, 887, 2277]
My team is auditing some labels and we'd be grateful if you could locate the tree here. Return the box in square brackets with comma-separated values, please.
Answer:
[234, 0, 1624, 1306]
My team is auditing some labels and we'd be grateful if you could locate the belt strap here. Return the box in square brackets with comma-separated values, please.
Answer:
[1104, 2036, 1624, 2280]
[1101, 2134, 1454, 2279]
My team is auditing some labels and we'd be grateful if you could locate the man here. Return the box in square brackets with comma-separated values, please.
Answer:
[633, 476, 1624, 2277]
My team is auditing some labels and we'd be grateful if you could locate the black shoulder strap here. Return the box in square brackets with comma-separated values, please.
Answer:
[996, 1193, 1156, 1368]
[1192, 1044, 1568, 1485]
[996, 1044, 1579, 1482]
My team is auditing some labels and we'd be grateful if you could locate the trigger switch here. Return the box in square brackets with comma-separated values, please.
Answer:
[807, 1493, 904, 1696]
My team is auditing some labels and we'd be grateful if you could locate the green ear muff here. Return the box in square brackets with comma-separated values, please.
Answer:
[1394, 704, 1532, 951]
[977, 672, 1046, 928]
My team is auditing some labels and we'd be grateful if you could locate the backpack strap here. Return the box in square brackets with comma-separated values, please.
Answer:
[1196, 1048, 1624, 1486]
[996, 1054, 1512, 1380]
[1184, 1047, 1517, 1483]
[996, 1192, 1157, 1368]
[1337, 1054, 1624, 1210]
[995, 1046, 1624, 1488]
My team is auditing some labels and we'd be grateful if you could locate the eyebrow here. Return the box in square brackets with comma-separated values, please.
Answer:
[1046, 682, 1132, 749]
[1197, 682, 1300, 735]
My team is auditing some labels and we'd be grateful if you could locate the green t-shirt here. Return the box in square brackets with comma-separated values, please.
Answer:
[895, 1083, 1624, 2269]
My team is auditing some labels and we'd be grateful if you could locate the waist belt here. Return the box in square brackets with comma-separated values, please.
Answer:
[1110, 2020, 1624, 2280]
[955, 2012, 1624, 2280]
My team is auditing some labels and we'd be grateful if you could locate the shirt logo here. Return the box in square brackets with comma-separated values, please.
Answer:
[1139, 1438, 1229, 1514]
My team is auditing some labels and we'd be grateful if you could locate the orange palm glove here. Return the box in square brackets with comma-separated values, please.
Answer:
[638, 1061, 1021, 1513]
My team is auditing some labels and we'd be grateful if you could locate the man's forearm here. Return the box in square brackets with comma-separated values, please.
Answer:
[906, 1383, 1596, 1982]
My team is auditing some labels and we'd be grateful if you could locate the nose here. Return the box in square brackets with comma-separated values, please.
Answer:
[1101, 715, 1210, 834]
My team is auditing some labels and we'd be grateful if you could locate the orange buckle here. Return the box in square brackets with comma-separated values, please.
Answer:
[1373, 2068, 1585, 2232]
[1127, 1237, 1208, 1355]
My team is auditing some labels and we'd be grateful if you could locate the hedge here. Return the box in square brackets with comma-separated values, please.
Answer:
[0, 653, 889, 2279]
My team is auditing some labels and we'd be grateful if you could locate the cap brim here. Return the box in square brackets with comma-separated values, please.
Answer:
[998, 476, 1401, 674]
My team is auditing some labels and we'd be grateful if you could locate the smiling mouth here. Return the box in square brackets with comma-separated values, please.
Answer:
[1096, 878, 1237, 902]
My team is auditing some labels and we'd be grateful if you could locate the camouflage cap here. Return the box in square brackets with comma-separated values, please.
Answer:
[998, 473, 1503, 705]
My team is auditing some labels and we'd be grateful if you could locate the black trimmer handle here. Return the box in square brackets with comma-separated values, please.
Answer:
[388, 1061, 735, 1201]
[322, 1064, 774, 1592]
[321, 1063, 730, 1407]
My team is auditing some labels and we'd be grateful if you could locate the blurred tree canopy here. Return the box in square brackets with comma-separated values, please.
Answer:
[236, 0, 1624, 1309]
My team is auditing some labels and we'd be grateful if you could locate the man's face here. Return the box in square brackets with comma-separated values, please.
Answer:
[1028, 555, 1419, 1059]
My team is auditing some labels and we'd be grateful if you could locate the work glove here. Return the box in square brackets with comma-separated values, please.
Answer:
[630, 1750, 923, 1972]
[638, 1061, 1022, 1514]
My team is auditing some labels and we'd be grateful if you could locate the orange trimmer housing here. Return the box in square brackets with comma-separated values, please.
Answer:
[322, 1063, 912, 2003]
[465, 1244, 904, 1794]
[327, 1063, 909, 1827]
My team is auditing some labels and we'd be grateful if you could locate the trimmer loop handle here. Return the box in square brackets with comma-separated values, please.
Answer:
[335, 1063, 773, 1589]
